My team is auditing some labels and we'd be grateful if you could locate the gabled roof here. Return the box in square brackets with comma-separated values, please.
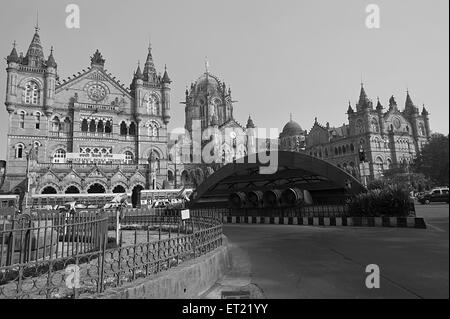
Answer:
[219, 118, 245, 130]
[56, 65, 132, 97]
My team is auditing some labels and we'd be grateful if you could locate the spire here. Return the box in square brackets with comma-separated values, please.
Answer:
[205, 56, 210, 74]
[376, 97, 383, 111]
[162, 64, 171, 84]
[422, 104, 429, 116]
[25, 24, 45, 67]
[347, 101, 354, 114]
[46, 46, 57, 68]
[405, 90, 414, 107]
[7, 41, 19, 63]
[358, 83, 369, 108]
[35, 10, 40, 33]
[405, 90, 419, 114]
[143, 41, 156, 82]
[246, 115, 255, 128]
[135, 60, 143, 80]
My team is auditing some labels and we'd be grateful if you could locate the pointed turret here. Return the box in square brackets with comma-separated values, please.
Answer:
[347, 101, 354, 114]
[422, 105, 429, 116]
[405, 90, 419, 113]
[25, 27, 45, 67]
[6, 42, 19, 63]
[376, 97, 383, 111]
[246, 115, 255, 129]
[46, 46, 57, 68]
[405, 90, 414, 108]
[162, 65, 171, 84]
[135, 61, 143, 80]
[357, 83, 372, 110]
[143, 42, 157, 82]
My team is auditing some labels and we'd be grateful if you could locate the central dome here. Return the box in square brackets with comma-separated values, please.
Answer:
[194, 72, 222, 93]
[281, 120, 303, 137]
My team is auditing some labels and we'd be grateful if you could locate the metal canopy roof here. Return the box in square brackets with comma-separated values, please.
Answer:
[189, 151, 366, 206]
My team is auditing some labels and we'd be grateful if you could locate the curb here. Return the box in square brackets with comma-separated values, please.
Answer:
[223, 216, 427, 229]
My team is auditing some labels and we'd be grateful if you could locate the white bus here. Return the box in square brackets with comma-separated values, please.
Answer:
[139, 188, 193, 207]
[30, 193, 132, 210]
[0, 194, 20, 215]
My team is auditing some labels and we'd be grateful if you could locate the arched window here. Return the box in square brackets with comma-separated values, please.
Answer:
[81, 119, 88, 132]
[129, 122, 136, 136]
[52, 116, 60, 132]
[350, 144, 355, 152]
[168, 170, 174, 182]
[15, 143, 24, 159]
[374, 156, 384, 178]
[113, 185, 126, 193]
[35, 112, 41, 130]
[145, 95, 159, 115]
[53, 149, 66, 163]
[24, 81, 40, 105]
[41, 186, 57, 194]
[65, 186, 80, 194]
[124, 151, 134, 164]
[147, 121, 159, 137]
[64, 117, 71, 133]
[120, 121, 128, 136]
[418, 123, 426, 136]
[89, 120, 96, 133]
[356, 119, 364, 134]
[97, 120, 104, 133]
[324, 148, 328, 157]
[19, 111, 25, 129]
[105, 120, 112, 134]
[371, 118, 379, 133]
[334, 147, 338, 155]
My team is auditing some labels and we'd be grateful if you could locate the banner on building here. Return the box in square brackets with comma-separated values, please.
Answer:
[66, 153, 126, 163]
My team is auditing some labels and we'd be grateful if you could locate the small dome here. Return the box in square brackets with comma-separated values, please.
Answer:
[281, 120, 303, 137]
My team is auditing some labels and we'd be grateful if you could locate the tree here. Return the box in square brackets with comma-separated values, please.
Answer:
[412, 134, 449, 186]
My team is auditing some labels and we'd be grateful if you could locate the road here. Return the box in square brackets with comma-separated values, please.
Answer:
[204, 203, 449, 299]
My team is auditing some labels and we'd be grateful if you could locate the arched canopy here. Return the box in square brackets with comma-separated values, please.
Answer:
[189, 151, 366, 207]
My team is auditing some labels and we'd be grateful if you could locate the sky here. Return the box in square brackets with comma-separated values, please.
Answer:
[0, 0, 448, 160]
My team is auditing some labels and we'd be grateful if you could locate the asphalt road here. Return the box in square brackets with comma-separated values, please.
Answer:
[208, 203, 449, 299]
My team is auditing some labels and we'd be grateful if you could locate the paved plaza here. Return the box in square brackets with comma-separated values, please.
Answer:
[204, 203, 449, 299]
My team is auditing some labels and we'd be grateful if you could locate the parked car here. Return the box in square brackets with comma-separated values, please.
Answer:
[417, 187, 449, 204]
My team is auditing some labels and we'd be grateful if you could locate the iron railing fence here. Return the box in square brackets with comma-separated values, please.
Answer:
[0, 208, 223, 299]
[0, 211, 108, 267]
[223, 204, 350, 218]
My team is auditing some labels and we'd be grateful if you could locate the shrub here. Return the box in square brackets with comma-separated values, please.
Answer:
[348, 184, 411, 217]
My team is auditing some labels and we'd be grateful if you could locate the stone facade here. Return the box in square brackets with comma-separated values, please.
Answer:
[168, 70, 257, 188]
[302, 84, 431, 180]
[2, 27, 172, 198]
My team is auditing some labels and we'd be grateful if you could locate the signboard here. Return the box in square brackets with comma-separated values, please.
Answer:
[181, 209, 190, 220]
[359, 162, 370, 176]
[66, 153, 126, 163]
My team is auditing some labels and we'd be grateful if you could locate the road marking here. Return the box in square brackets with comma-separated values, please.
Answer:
[426, 223, 446, 232]
[329, 248, 425, 299]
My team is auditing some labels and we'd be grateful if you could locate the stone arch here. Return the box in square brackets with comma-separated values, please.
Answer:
[112, 183, 127, 193]
[39, 184, 60, 194]
[86, 181, 107, 194]
[65, 185, 81, 194]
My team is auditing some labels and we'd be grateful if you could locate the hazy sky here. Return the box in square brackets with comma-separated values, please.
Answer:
[0, 0, 448, 160]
